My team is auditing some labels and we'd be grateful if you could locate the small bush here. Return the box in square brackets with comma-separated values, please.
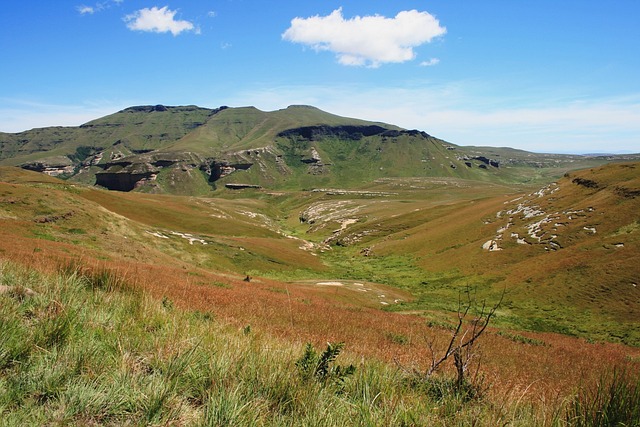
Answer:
[295, 342, 356, 387]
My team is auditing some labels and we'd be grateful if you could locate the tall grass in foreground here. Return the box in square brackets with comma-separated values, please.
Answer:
[565, 368, 640, 426]
[1, 259, 636, 426]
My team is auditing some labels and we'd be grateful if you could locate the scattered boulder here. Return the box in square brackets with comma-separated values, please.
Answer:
[615, 186, 640, 198]
[482, 240, 502, 251]
[34, 211, 74, 223]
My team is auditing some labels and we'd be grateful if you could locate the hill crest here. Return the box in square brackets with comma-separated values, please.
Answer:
[1, 104, 637, 193]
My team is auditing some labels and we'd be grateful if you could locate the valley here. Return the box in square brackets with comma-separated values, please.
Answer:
[1, 105, 639, 425]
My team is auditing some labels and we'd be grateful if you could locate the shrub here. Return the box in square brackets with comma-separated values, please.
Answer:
[295, 342, 356, 388]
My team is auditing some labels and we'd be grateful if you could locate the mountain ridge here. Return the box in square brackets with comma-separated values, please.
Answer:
[1, 104, 637, 193]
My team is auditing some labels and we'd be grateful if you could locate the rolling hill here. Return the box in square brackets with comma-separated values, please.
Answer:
[1, 104, 638, 345]
[1, 107, 639, 423]
[1, 104, 632, 194]
[0, 159, 638, 345]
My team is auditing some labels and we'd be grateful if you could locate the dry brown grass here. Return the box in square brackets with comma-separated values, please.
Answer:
[2, 165, 639, 408]
[2, 240, 638, 405]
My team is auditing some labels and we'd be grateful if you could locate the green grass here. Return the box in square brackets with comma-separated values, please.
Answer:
[0, 260, 428, 425]
[565, 368, 640, 426]
[1, 259, 605, 426]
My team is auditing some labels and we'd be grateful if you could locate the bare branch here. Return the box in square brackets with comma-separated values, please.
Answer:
[424, 287, 505, 385]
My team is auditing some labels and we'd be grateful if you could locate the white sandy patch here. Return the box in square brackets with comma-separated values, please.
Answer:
[146, 231, 169, 239]
[317, 281, 344, 286]
[171, 231, 207, 245]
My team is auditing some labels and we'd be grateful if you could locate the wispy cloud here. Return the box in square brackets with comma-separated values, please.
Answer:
[124, 6, 197, 36]
[420, 58, 440, 67]
[0, 99, 131, 133]
[77, 5, 96, 15]
[77, 0, 122, 15]
[282, 8, 446, 68]
[222, 84, 640, 154]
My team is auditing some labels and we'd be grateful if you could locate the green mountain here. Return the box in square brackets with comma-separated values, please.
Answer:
[2, 104, 633, 194]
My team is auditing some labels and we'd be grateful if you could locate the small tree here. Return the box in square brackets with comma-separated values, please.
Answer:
[422, 288, 503, 393]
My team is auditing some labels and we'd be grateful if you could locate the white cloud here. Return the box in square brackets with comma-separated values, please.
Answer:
[282, 8, 446, 68]
[124, 6, 196, 36]
[77, 0, 122, 15]
[420, 58, 440, 67]
[77, 5, 95, 15]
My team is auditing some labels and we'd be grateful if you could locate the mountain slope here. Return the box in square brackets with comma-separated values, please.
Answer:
[2, 104, 630, 193]
[0, 105, 220, 166]
[166, 105, 399, 154]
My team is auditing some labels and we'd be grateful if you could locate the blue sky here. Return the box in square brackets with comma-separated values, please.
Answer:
[1, 1, 639, 154]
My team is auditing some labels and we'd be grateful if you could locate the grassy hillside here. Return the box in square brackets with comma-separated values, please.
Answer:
[2, 164, 640, 424]
[235, 163, 640, 346]
[0, 106, 219, 165]
[2, 104, 630, 194]
[2, 103, 640, 424]
[1, 163, 638, 347]
[166, 105, 398, 154]
[2, 260, 638, 426]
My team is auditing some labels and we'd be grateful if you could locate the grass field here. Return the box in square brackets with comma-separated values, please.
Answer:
[1, 163, 639, 424]
[2, 260, 639, 426]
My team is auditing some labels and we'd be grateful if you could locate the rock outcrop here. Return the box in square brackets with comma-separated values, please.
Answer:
[95, 152, 204, 191]
[473, 156, 500, 168]
[225, 183, 261, 190]
[277, 125, 389, 141]
[20, 156, 75, 177]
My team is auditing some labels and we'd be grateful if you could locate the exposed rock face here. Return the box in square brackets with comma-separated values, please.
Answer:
[225, 183, 261, 189]
[95, 152, 203, 191]
[277, 125, 430, 142]
[473, 156, 500, 168]
[301, 147, 328, 175]
[21, 156, 75, 177]
[209, 161, 253, 181]
[572, 177, 600, 189]
[95, 162, 159, 191]
[277, 125, 389, 141]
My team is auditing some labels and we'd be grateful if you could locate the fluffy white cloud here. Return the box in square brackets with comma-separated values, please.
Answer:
[282, 8, 446, 68]
[124, 6, 196, 36]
